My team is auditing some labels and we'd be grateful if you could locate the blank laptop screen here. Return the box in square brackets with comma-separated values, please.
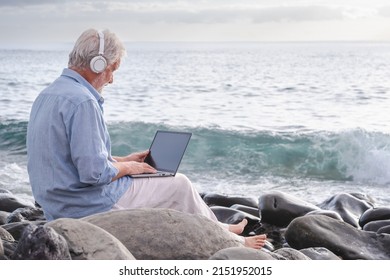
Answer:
[145, 131, 191, 173]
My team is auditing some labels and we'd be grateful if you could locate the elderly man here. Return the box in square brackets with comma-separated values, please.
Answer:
[27, 28, 266, 249]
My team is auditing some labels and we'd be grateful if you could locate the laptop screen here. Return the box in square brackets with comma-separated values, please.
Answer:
[145, 131, 192, 173]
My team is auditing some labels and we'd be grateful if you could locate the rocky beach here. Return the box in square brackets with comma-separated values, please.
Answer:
[1, 188, 389, 260]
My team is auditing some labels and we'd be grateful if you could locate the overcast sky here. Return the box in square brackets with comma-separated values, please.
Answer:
[1, 0, 390, 47]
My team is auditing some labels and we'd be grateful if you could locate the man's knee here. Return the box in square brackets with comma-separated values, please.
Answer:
[172, 173, 193, 192]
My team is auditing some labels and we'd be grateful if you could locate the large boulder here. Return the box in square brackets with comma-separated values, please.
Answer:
[258, 190, 320, 227]
[203, 193, 258, 208]
[0, 192, 35, 212]
[317, 193, 374, 228]
[83, 208, 242, 260]
[46, 218, 135, 260]
[285, 215, 390, 260]
[359, 207, 390, 228]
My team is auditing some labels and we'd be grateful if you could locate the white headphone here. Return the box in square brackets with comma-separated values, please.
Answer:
[90, 31, 107, 73]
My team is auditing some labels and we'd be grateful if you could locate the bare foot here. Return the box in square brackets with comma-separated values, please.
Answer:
[228, 218, 248, 234]
[244, 234, 267, 249]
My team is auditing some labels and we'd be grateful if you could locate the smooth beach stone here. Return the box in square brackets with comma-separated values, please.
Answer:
[6, 207, 45, 223]
[1, 221, 46, 241]
[0, 192, 35, 212]
[273, 247, 311, 260]
[317, 192, 374, 228]
[230, 204, 260, 218]
[258, 190, 320, 227]
[300, 247, 341, 260]
[209, 247, 278, 260]
[377, 225, 390, 234]
[285, 215, 390, 260]
[83, 208, 243, 260]
[210, 205, 260, 225]
[363, 220, 390, 232]
[359, 207, 390, 228]
[46, 218, 135, 260]
[12, 224, 71, 260]
[305, 209, 344, 221]
[203, 193, 258, 208]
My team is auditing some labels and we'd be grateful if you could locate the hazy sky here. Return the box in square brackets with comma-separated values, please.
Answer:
[1, 0, 390, 47]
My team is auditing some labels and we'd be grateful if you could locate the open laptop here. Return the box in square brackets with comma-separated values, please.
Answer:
[130, 130, 192, 178]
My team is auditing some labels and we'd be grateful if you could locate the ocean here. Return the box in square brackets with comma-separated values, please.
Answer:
[1, 42, 390, 207]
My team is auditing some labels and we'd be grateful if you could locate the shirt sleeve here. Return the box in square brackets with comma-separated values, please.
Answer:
[67, 99, 118, 186]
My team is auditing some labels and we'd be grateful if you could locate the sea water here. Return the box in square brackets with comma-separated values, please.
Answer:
[1, 42, 390, 206]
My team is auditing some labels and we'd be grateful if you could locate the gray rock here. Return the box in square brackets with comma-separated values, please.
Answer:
[11, 224, 71, 260]
[363, 220, 390, 232]
[83, 208, 243, 260]
[209, 247, 277, 260]
[258, 190, 320, 227]
[359, 207, 390, 228]
[300, 247, 341, 260]
[317, 192, 374, 228]
[203, 193, 258, 208]
[46, 218, 135, 260]
[285, 215, 390, 260]
[0, 192, 35, 212]
[273, 247, 311, 260]
[210, 206, 260, 224]
[377, 225, 390, 234]
[6, 207, 45, 223]
[2, 221, 46, 240]
[305, 209, 343, 221]
[230, 204, 260, 217]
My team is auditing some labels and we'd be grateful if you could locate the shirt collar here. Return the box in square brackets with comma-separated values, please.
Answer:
[61, 68, 105, 107]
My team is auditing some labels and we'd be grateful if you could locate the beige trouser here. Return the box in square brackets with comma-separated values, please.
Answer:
[112, 173, 244, 243]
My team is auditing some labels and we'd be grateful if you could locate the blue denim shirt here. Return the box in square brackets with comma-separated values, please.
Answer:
[27, 68, 131, 221]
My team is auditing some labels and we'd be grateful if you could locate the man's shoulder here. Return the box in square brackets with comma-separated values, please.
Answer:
[42, 76, 96, 106]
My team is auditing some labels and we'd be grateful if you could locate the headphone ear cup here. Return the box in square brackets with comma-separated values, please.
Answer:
[90, 55, 107, 73]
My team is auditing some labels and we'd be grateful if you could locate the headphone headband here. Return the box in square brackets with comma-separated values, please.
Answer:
[97, 31, 105, 56]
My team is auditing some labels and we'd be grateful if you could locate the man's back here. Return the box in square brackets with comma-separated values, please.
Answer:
[27, 68, 129, 220]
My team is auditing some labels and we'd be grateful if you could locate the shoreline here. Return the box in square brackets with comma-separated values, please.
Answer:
[1, 187, 389, 260]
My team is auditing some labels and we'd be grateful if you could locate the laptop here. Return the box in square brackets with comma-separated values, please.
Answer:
[130, 130, 192, 178]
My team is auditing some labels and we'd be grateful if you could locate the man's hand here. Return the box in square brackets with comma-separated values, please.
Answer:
[113, 150, 149, 163]
[111, 160, 156, 182]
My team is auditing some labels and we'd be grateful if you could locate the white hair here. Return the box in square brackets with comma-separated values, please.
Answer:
[68, 28, 126, 69]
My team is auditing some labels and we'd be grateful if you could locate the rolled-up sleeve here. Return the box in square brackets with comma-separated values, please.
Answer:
[67, 99, 118, 186]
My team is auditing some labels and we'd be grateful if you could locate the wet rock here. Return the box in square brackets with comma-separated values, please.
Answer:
[11, 224, 71, 260]
[363, 220, 390, 232]
[258, 190, 320, 227]
[0, 192, 35, 212]
[6, 207, 45, 223]
[285, 215, 390, 260]
[317, 193, 374, 228]
[203, 193, 258, 208]
[359, 207, 390, 228]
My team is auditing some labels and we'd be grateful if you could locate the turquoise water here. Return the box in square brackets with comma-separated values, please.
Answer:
[1, 42, 390, 206]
